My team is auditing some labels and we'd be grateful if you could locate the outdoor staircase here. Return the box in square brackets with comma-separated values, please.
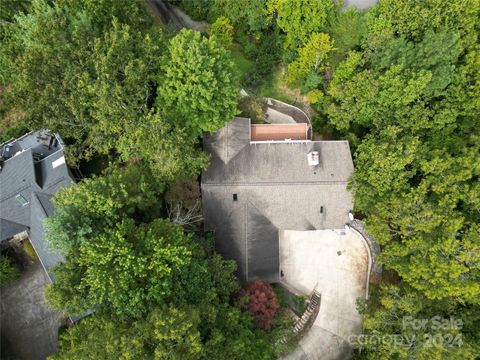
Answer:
[293, 290, 321, 334]
[278, 289, 321, 344]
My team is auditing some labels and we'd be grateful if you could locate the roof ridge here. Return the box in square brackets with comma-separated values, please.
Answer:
[0, 218, 28, 227]
[32, 192, 48, 217]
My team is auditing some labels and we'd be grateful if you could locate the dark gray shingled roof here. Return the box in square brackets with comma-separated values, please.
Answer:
[0, 219, 28, 240]
[202, 117, 354, 282]
[30, 193, 65, 277]
[0, 149, 37, 228]
[0, 132, 73, 281]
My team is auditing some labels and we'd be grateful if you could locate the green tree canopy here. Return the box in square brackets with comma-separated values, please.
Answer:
[274, 0, 334, 50]
[369, 0, 479, 42]
[45, 164, 161, 254]
[210, 0, 272, 34]
[47, 218, 204, 318]
[158, 29, 239, 137]
[52, 303, 273, 360]
[287, 32, 334, 84]
[357, 283, 480, 359]
[210, 16, 234, 47]
[319, 3, 480, 358]
[1, 0, 154, 160]
[1, 0, 236, 182]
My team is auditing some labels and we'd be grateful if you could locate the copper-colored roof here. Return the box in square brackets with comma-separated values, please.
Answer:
[250, 123, 308, 141]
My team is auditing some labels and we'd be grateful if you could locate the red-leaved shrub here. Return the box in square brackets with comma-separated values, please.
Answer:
[238, 280, 280, 330]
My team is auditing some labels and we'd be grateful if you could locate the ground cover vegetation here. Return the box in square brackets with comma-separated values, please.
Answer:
[0, 255, 20, 285]
[1, 0, 480, 358]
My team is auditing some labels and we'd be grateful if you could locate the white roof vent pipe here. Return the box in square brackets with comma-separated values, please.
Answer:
[308, 151, 319, 166]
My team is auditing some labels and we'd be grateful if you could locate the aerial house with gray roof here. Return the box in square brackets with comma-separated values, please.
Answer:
[0, 131, 73, 280]
[201, 117, 354, 283]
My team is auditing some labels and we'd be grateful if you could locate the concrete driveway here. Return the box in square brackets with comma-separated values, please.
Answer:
[279, 228, 370, 360]
[1, 261, 64, 360]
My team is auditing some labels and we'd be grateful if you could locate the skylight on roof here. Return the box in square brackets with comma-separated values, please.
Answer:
[16, 194, 29, 206]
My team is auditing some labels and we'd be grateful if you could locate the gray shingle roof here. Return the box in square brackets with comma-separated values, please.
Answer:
[34, 151, 72, 193]
[202, 118, 354, 282]
[204, 117, 251, 164]
[0, 132, 73, 280]
[0, 219, 28, 240]
[0, 149, 37, 227]
[30, 193, 65, 276]
[203, 119, 353, 184]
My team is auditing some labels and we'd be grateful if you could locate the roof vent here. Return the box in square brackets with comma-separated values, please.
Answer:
[308, 151, 319, 166]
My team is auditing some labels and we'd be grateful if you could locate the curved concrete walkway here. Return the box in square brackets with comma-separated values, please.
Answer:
[279, 228, 370, 360]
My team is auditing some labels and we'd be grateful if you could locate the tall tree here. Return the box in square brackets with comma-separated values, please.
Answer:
[1, 0, 157, 161]
[210, 0, 272, 34]
[357, 283, 480, 359]
[45, 164, 161, 254]
[47, 218, 204, 318]
[2, 0, 234, 181]
[369, 0, 479, 41]
[287, 32, 334, 84]
[274, 0, 334, 50]
[323, 3, 480, 358]
[52, 303, 273, 360]
[158, 29, 239, 137]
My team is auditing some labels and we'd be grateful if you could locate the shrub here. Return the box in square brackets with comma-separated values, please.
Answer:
[244, 31, 281, 88]
[238, 280, 280, 330]
[293, 295, 307, 314]
[0, 255, 19, 286]
[210, 17, 233, 47]
[238, 96, 266, 123]
[301, 71, 323, 93]
[22, 240, 38, 261]
[306, 89, 323, 104]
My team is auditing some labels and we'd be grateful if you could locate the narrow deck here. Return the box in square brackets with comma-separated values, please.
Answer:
[251, 123, 308, 142]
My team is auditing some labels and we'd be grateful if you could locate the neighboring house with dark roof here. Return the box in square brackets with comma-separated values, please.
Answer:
[0, 131, 73, 280]
[201, 117, 354, 283]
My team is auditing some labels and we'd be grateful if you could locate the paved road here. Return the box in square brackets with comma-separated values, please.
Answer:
[1, 261, 64, 360]
[344, 0, 378, 9]
[145, 0, 208, 32]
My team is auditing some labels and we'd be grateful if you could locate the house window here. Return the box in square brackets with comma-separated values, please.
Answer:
[16, 194, 29, 206]
[320, 206, 324, 214]
[233, 194, 238, 201]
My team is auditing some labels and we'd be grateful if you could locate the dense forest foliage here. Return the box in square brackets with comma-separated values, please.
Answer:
[1, 0, 479, 359]
[175, 0, 480, 358]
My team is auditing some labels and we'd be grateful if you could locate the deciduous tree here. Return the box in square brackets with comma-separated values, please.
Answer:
[158, 29, 239, 137]
[287, 32, 334, 84]
[357, 283, 479, 359]
[238, 280, 280, 330]
[45, 164, 161, 254]
[274, 0, 334, 50]
[210, 0, 272, 34]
